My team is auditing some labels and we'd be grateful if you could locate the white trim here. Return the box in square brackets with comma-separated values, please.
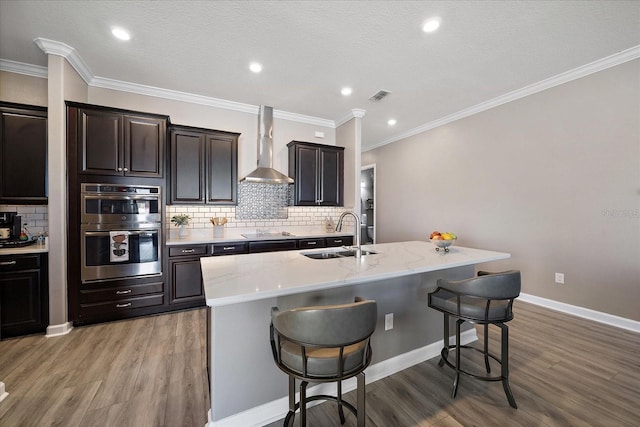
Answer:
[45, 322, 73, 338]
[0, 381, 7, 403]
[335, 109, 366, 128]
[365, 44, 640, 151]
[0, 59, 47, 78]
[207, 329, 477, 426]
[33, 37, 93, 84]
[520, 293, 640, 333]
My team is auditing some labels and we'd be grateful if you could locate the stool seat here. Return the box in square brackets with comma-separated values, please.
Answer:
[428, 270, 521, 408]
[271, 298, 377, 426]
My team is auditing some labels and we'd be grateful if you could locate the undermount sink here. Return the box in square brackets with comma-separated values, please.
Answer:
[303, 249, 378, 259]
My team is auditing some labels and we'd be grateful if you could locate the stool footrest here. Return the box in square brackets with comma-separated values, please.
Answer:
[440, 345, 505, 382]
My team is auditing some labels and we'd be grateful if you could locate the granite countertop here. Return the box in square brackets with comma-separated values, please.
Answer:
[201, 240, 510, 307]
[0, 238, 49, 256]
[166, 227, 353, 246]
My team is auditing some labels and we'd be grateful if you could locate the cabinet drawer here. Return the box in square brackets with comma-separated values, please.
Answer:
[326, 236, 353, 247]
[0, 254, 41, 272]
[249, 240, 297, 253]
[79, 281, 164, 304]
[169, 245, 208, 257]
[298, 238, 326, 249]
[79, 294, 164, 316]
[211, 242, 248, 256]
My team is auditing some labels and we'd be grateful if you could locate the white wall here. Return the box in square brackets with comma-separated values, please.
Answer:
[362, 59, 640, 320]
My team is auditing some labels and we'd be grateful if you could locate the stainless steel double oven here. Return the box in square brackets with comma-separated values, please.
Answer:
[80, 183, 162, 283]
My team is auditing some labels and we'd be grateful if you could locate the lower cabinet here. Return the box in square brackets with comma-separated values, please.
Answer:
[0, 253, 48, 339]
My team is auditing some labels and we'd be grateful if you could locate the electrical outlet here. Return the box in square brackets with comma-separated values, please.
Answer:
[385, 313, 393, 331]
[555, 272, 565, 284]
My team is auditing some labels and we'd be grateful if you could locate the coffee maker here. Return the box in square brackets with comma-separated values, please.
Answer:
[0, 212, 21, 241]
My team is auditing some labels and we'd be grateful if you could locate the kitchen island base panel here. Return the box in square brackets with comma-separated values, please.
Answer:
[208, 266, 475, 423]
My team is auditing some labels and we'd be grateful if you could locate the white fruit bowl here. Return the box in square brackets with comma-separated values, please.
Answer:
[430, 238, 456, 252]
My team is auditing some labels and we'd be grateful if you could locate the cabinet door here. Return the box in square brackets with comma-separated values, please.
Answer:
[319, 148, 343, 206]
[0, 268, 45, 338]
[124, 115, 166, 178]
[294, 145, 320, 205]
[169, 258, 204, 304]
[79, 109, 122, 175]
[170, 129, 206, 204]
[206, 133, 237, 204]
[0, 109, 47, 204]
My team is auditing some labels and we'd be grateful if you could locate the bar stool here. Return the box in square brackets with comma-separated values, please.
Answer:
[428, 270, 521, 408]
[270, 298, 377, 426]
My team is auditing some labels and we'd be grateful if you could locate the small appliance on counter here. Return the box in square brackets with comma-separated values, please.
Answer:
[0, 212, 37, 248]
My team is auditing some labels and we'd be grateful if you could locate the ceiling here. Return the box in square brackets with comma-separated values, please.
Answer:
[1, 1, 639, 151]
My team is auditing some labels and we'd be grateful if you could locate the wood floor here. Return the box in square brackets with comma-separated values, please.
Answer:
[1, 301, 639, 427]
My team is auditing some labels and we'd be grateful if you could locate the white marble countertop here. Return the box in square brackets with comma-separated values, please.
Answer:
[202, 240, 510, 307]
[166, 226, 353, 245]
[0, 238, 48, 255]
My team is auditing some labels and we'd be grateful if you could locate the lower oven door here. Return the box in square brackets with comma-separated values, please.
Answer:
[81, 223, 162, 283]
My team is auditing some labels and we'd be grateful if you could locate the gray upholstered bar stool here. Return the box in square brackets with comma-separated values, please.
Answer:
[428, 270, 521, 408]
[270, 298, 377, 426]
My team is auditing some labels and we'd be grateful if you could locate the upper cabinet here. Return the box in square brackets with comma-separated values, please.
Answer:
[0, 102, 48, 205]
[73, 104, 168, 178]
[169, 125, 239, 205]
[287, 141, 344, 206]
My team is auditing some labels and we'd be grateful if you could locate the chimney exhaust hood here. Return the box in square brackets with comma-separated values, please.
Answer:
[240, 105, 293, 184]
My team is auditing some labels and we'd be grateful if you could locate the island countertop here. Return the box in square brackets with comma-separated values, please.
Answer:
[202, 240, 510, 307]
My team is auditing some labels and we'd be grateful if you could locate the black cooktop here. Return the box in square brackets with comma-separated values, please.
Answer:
[0, 238, 37, 248]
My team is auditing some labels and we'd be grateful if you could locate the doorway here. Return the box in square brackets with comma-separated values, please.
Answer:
[360, 164, 376, 244]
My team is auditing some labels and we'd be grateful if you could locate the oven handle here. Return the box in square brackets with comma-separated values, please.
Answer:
[83, 230, 159, 237]
[82, 194, 159, 201]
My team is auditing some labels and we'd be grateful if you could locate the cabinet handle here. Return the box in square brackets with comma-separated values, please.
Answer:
[223, 246, 236, 250]
[307, 242, 317, 245]
[334, 239, 343, 244]
[181, 249, 196, 253]
[0, 260, 17, 266]
[116, 303, 132, 308]
[123, 168, 128, 172]
[116, 289, 132, 295]
[117, 167, 123, 172]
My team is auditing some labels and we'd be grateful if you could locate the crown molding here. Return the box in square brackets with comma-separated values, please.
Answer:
[366, 44, 640, 151]
[335, 108, 367, 127]
[33, 37, 93, 84]
[273, 109, 334, 127]
[0, 59, 47, 78]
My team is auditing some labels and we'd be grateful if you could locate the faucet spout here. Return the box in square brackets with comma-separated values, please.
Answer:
[336, 211, 362, 257]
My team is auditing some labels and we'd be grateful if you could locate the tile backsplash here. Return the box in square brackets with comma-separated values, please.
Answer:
[0, 205, 48, 237]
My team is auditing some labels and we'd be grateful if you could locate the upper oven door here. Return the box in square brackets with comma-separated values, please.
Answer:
[81, 183, 161, 224]
[80, 223, 162, 283]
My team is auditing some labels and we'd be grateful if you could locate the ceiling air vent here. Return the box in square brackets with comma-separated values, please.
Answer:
[369, 89, 392, 102]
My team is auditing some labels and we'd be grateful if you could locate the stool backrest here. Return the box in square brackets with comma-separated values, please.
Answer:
[437, 270, 521, 300]
[271, 299, 377, 347]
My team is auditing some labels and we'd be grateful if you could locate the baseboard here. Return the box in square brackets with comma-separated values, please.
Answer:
[520, 293, 640, 333]
[207, 329, 478, 427]
[0, 381, 8, 403]
[46, 322, 73, 338]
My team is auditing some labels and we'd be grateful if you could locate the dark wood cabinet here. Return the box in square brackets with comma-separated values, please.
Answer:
[169, 125, 239, 205]
[288, 141, 344, 206]
[0, 102, 48, 204]
[76, 105, 167, 178]
[326, 235, 353, 247]
[0, 253, 48, 339]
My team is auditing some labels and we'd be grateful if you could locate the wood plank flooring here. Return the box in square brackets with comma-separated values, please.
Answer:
[1, 301, 638, 427]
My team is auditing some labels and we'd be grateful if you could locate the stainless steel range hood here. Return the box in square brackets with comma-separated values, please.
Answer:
[240, 105, 293, 184]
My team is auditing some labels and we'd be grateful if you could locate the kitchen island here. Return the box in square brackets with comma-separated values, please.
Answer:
[202, 240, 509, 426]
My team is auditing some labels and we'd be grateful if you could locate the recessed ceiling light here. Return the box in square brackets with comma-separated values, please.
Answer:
[111, 27, 131, 41]
[423, 17, 441, 33]
[341, 87, 352, 96]
[388, 119, 397, 126]
[249, 62, 263, 73]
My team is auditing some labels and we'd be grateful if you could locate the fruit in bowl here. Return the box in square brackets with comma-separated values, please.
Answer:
[429, 231, 457, 252]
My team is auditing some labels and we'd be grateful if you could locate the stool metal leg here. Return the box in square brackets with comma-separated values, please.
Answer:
[452, 318, 464, 399]
[284, 376, 296, 427]
[484, 323, 491, 373]
[337, 380, 346, 424]
[499, 323, 518, 409]
[356, 371, 366, 427]
[439, 313, 450, 367]
[300, 380, 309, 426]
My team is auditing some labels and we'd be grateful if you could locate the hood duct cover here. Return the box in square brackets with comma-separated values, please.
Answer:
[240, 105, 293, 184]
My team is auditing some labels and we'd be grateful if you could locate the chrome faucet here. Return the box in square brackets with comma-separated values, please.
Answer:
[336, 211, 362, 258]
